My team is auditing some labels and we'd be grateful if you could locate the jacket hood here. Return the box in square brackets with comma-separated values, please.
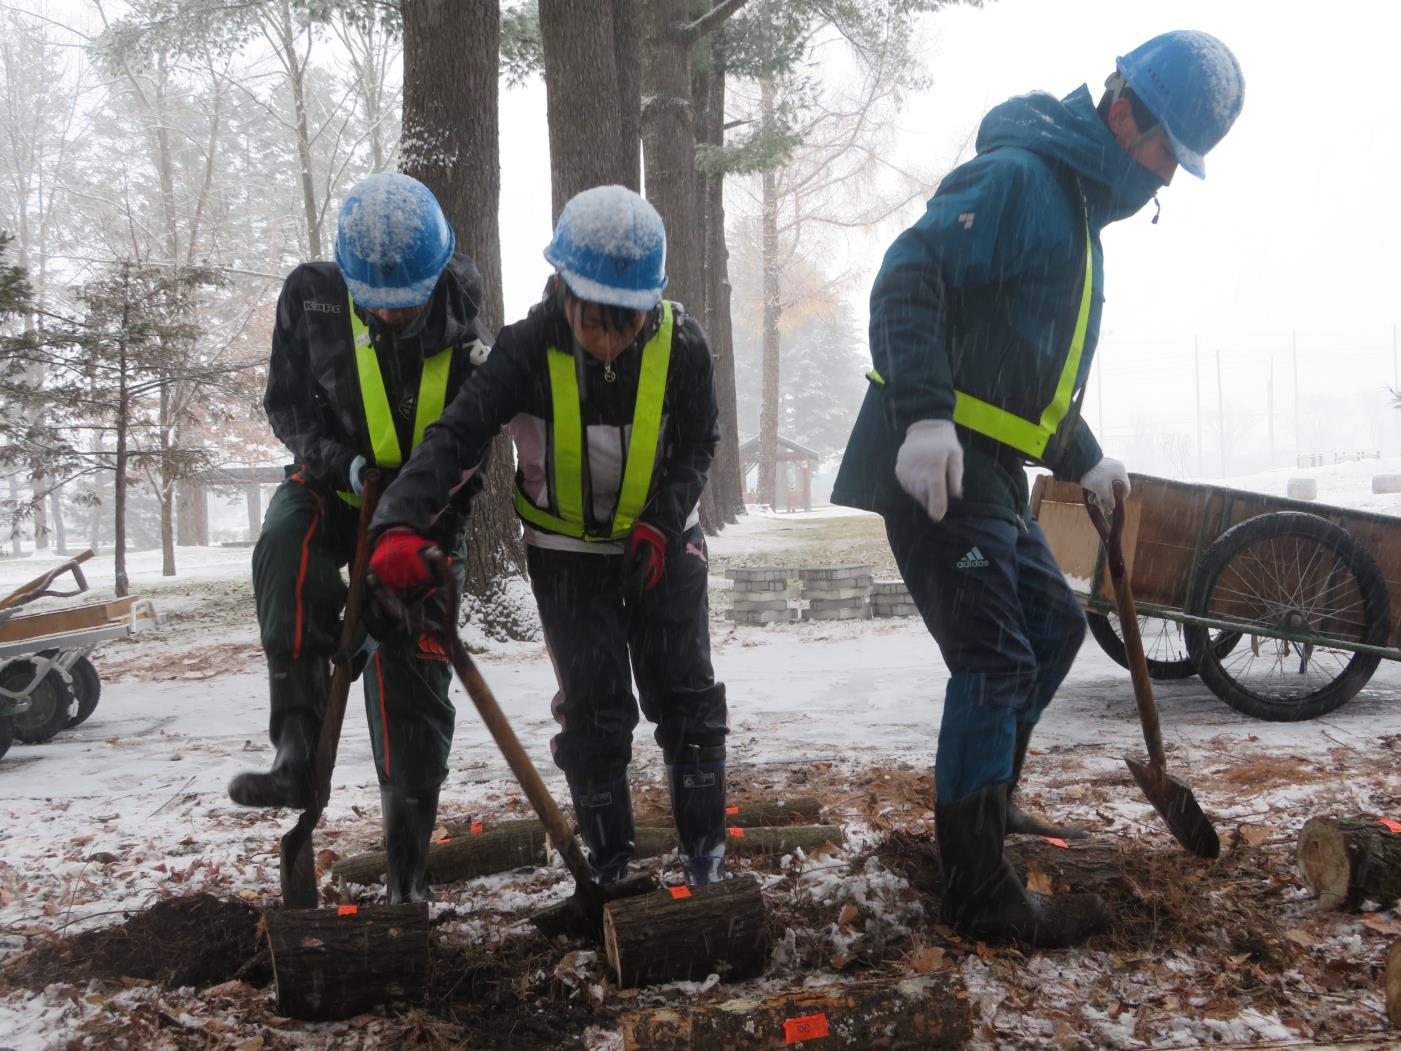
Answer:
[975, 85, 1164, 227]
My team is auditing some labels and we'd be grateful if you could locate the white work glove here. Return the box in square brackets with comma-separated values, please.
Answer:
[895, 420, 964, 522]
[1079, 456, 1130, 508]
[349, 454, 368, 497]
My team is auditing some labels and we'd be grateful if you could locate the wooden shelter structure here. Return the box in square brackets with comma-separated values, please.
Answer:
[738, 435, 821, 512]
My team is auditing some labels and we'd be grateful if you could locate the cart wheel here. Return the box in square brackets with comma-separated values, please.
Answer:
[62, 655, 101, 728]
[3, 660, 76, 744]
[1086, 612, 1241, 680]
[0, 716, 12, 760]
[1184, 512, 1390, 721]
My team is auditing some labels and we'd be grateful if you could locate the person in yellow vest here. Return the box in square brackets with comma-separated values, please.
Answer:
[369, 185, 729, 886]
[833, 33, 1244, 946]
[228, 172, 493, 905]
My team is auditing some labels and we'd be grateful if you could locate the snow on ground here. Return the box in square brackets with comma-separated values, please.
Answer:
[2, 468, 1401, 1048]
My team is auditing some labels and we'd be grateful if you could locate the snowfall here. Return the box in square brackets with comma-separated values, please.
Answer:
[1, 460, 1400, 1049]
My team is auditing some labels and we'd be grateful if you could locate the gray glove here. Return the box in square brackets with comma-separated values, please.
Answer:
[894, 420, 964, 523]
[1079, 456, 1130, 508]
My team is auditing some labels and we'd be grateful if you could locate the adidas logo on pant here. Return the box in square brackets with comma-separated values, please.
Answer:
[956, 546, 989, 569]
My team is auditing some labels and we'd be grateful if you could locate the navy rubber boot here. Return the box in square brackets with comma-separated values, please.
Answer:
[228, 658, 328, 809]
[668, 744, 727, 886]
[568, 773, 635, 883]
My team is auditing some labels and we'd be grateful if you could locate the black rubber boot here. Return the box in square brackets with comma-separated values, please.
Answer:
[568, 773, 635, 884]
[936, 783, 1110, 948]
[1005, 722, 1087, 839]
[381, 785, 439, 904]
[668, 744, 727, 886]
[227, 657, 328, 809]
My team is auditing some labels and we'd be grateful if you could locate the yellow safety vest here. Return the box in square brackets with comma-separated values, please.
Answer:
[869, 204, 1093, 460]
[513, 301, 674, 541]
[338, 293, 453, 507]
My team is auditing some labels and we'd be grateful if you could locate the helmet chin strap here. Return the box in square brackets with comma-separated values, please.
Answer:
[1150, 194, 1161, 225]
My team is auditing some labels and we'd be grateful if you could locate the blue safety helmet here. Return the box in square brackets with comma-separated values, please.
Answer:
[335, 172, 455, 309]
[1115, 30, 1244, 179]
[544, 185, 667, 312]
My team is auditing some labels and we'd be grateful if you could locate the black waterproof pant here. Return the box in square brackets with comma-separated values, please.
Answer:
[252, 471, 461, 791]
[884, 505, 1086, 805]
[528, 523, 728, 780]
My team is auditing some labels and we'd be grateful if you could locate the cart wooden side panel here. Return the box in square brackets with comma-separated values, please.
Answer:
[1032, 473, 1401, 645]
[0, 596, 149, 645]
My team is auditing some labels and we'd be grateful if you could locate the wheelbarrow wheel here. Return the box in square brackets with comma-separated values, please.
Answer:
[63, 654, 101, 728]
[1185, 512, 1390, 721]
[4, 659, 76, 744]
[0, 716, 12, 760]
[1086, 612, 1240, 680]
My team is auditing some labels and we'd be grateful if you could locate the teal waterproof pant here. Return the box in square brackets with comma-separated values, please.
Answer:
[252, 471, 460, 791]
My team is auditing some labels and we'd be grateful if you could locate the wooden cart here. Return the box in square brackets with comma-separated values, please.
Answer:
[1031, 473, 1401, 721]
[0, 552, 158, 754]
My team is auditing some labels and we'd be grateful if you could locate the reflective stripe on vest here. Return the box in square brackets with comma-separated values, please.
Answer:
[337, 293, 454, 507]
[513, 301, 674, 541]
[867, 204, 1093, 460]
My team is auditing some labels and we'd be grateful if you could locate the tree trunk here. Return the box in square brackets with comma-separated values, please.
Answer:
[49, 486, 66, 554]
[158, 388, 176, 577]
[1298, 815, 1401, 910]
[539, 0, 633, 219]
[176, 479, 207, 546]
[640, 0, 703, 311]
[275, 0, 322, 259]
[619, 974, 973, 1050]
[756, 82, 782, 507]
[633, 823, 844, 860]
[5, 476, 19, 556]
[694, 38, 741, 530]
[611, 0, 641, 192]
[401, 0, 525, 608]
[603, 874, 769, 987]
[331, 821, 547, 887]
[114, 404, 129, 598]
[31, 471, 48, 550]
[267, 902, 429, 1021]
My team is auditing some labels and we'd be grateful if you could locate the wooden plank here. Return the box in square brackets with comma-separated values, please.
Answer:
[0, 596, 140, 645]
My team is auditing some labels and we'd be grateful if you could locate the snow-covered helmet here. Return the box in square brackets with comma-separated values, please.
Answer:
[335, 172, 455, 308]
[543, 185, 667, 311]
[1114, 30, 1244, 179]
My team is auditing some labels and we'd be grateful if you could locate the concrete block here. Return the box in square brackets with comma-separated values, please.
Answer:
[726, 566, 790, 583]
[799, 586, 870, 601]
[801, 604, 871, 621]
[1373, 474, 1401, 494]
[871, 580, 911, 597]
[797, 564, 871, 582]
[803, 577, 872, 594]
[1286, 477, 1318, 500]
[731, 598, 790, 612]
[728, 608, 794, 625]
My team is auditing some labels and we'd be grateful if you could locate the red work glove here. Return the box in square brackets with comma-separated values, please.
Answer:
[369, 530, 436, 592]
[623, 522, 666, 598]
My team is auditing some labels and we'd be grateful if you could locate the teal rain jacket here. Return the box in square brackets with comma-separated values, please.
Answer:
[832, 86, 1164, 521]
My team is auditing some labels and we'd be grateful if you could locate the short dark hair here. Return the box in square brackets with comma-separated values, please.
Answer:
[557, 281, 646, 335]
[1097, 83, 1158, 133]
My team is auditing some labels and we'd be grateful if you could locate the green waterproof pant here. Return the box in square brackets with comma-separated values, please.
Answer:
[252, 471, 461, 791]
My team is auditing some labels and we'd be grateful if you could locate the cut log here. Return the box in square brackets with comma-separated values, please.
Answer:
[267, 902, 428, 1021]
[1387, 940, 1401, 1028]
[331, 822, 547, 887]
[1297, 816, 1401, 910]
[633, 824, 845, 861]
[619, 973, 972, 1050]
[636, 796, 822, 829]
[603, 874, 769, 987]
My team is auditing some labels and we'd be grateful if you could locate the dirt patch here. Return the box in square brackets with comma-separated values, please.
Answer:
[1, 893, 260, 990]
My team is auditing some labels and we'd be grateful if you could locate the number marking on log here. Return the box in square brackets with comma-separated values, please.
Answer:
[783, 1012, 830, 1043]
